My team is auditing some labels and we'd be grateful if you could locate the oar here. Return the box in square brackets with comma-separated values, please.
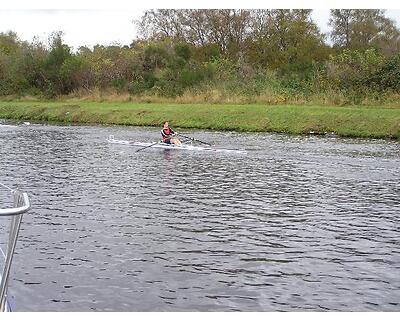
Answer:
[177, 133, 211, 146]
[179, 136, 194, 144]
[135, 141, 160, 152]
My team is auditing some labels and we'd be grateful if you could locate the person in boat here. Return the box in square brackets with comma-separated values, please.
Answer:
[161, 121, 182, 145]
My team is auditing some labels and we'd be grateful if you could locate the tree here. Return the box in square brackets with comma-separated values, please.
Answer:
[0, 31, 24, 55]
[329, 9, 400, 55]
[329, 10, 354, 48]
[137, 9, 329, 68]
[136, 9, 252, 59]
[247, 10, 330, 70]
[41, 31, 74, 95]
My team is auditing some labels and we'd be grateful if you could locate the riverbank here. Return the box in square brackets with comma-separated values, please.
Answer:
[0, 101, 399, 139]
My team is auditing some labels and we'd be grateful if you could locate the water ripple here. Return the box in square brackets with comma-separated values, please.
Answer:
[1, 124, 399, 311]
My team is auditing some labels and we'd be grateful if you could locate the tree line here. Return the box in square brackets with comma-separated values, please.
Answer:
[1, 9, 399, 104]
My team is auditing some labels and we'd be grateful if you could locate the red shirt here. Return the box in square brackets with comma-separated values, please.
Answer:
[161, 128, 175, 141]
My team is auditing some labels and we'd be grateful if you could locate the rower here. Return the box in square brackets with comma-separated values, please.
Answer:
[161, 121, 182, 145]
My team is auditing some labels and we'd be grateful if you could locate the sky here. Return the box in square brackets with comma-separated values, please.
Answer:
[0, 10, 142, 49]
[1, 3, 400, 50]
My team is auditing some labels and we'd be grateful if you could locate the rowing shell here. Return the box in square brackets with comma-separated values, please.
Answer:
[107, 135, 246, 154]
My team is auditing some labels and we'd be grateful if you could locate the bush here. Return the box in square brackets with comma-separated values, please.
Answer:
[174, 43, 192, 61]
[1, 30, 400, 105]
[327, 49, 385, 91]
[128, 73, 158, 95]
[60, 56, 89, 93]
[368, 53, 400, 92]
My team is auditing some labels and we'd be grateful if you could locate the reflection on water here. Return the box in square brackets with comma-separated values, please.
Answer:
[0, 122, 399, 311]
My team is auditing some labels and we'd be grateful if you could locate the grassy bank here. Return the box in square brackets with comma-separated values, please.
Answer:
[0, 101, 399, 139]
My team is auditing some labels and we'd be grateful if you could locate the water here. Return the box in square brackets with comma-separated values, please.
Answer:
[0, 122, 399, 311]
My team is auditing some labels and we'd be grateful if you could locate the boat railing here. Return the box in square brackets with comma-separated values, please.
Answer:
[0, 189, 30, 312]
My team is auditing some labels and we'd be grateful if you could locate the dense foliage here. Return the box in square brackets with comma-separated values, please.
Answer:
[0, 9, 399, 104]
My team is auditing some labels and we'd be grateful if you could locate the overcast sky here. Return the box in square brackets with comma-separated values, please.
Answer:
[1, 9, 399, 50]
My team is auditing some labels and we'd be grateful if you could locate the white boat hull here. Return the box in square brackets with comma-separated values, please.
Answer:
[107, 136, 246, 154]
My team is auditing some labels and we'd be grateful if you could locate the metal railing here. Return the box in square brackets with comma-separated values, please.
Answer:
[0, 190, 30, 312]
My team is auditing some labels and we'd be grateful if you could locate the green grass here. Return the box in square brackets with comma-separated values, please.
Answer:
[0, 101, 399, 139]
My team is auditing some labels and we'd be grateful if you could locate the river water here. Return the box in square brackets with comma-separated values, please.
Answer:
[0, 122, 399, 311]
